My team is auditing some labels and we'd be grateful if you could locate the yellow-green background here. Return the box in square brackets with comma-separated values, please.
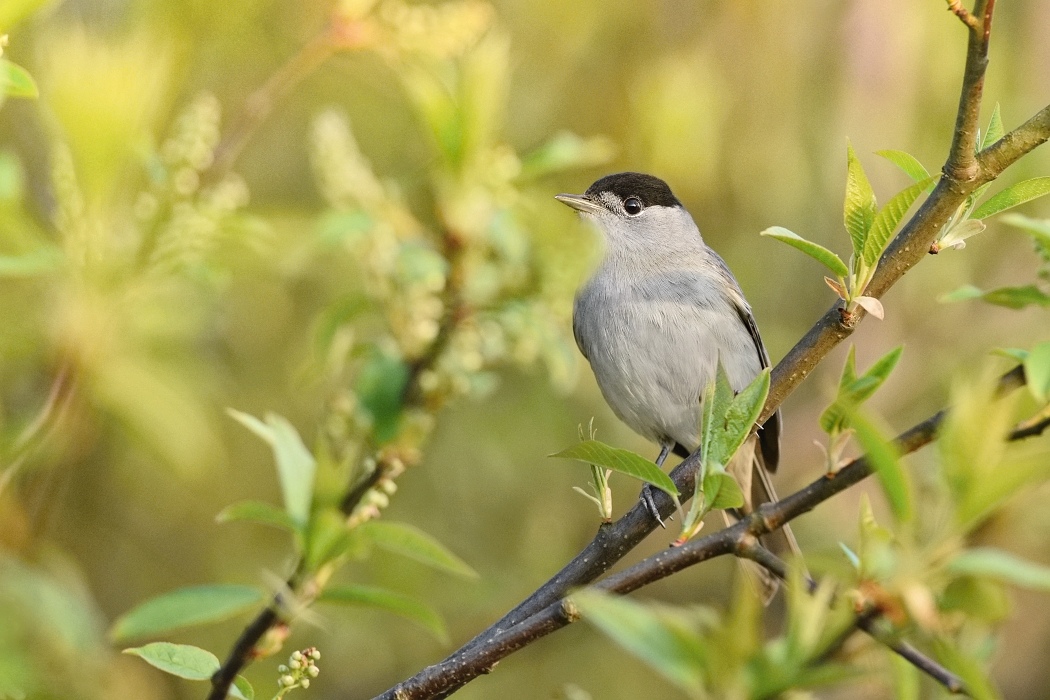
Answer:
[2, 0, 1050, 698]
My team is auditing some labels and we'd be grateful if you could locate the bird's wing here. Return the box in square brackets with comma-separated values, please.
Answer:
[571, 304, 590, 361]
[713, 255, 782, 473]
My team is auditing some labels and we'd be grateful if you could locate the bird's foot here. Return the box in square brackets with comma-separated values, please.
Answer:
[641, 484, 671, 528]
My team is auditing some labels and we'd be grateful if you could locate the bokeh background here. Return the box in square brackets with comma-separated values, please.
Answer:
[2, 0, 1050, 698]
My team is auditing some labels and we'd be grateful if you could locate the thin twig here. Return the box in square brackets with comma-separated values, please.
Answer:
[739, 544, 968, 695]
[0, 359, 76, 498]
[204, 30, 337, 184]
[946, 0, 979, 29]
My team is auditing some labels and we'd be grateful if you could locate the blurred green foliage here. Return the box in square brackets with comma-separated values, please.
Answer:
[1, 1, 1049, 699]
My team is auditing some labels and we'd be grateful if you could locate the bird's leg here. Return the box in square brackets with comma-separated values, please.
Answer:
[642, 442, 675, 528]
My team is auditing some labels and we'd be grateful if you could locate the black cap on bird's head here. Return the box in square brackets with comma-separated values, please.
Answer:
[555, 172, 682, 217]
[584, 172, 681, 208]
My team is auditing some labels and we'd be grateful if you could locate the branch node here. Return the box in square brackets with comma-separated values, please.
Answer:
[946, 0, 980, 29]
[560, 597, 581, 623]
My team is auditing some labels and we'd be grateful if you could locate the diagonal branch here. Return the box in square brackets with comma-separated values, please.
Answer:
[738, 544, 967, 695]
[378, 369, 1048, 699]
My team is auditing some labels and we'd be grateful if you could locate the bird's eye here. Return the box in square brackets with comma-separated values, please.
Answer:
[623, 197, 643, 215]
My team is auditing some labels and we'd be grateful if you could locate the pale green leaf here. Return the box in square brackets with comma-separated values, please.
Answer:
[714, 368, 770, 464]
[941, 284, 1050, 309]
[519, 131, 616, 179]
[1024, 341, 1050, 403]
[949, 548, 1050, 591]
[110, 585, 265, 643]
[702, 472, 744, 510]
[356, 521, 478, 579]
[822, 344, 904, 435]
[215, 500, 302, 536]
[123, 642, 220, 680]
[231, 676, 254, 700]
[839, 542, 861, 570]
[227, 410, 316, 525]
[0, 59, 38, 99]
[844, 142, 878, 257]
[982, 103, 1004, 149]
[1001, 213, 1050, 251]
[551, 440, 678, 498]
[862, 177, 935, 266]
[876, 149, 931, 184]
[853, 295, 884, 319]
[354, 348, 410, 444]
[759, 226, 849, 277]
[972, 177, 1050, 220]
[992, 347, 1029, 363]
[936, 218, 986, 250]
[572, 590, 707, 696]
[319, 584, 449, 643]
[852, 414, 912, 524]
[701, 363, 737, 468]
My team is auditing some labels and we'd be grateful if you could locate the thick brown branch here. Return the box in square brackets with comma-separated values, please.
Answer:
[379, 369, 1047, 699]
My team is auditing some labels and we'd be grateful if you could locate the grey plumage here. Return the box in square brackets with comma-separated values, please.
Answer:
[558, 172, 798, 602]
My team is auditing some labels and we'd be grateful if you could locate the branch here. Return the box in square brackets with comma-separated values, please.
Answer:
[379, 369, 1048, 699]
[739, 544, 967, 695]
[203, 30, 336, 184]
[945, 0, 993, 183]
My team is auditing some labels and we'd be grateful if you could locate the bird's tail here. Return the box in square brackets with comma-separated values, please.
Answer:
[722, 435, 803, 605]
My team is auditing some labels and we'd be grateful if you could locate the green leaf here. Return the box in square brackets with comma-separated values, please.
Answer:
[356, 521, 478, 579]
[123, 642, 220, 680]
[1001, 213, 1050, 252]
[572, 590, 707, 696]
[838, 542, 861, 570]
[550, 440, 679, 498]
[110, 585, 266, 643]
[936, 218, 986, 251]
[948, 548, 1050, 591]
[972, 177, 1050, 220]
[759, 226, 849, 278]
[215, 500, 302, 536]
[876, 149, 931, 184]
[851, 414, 913, 524]
[1024, 341, 1050, 403]
[518, 131, 616, 179]
[992, 347, 1029, 363]
[862, 177, 935, 266]
[354, 348, 410, 444]
[319, 584, 449, 643]
[702, 471, 744, 510]
[844, 142, 878, 258]
[227, 410, 316, 525]
[0, 59, 38, 99]
[821, 346, 903, 434]
[304, 508, 355, 570]
[982, 103, 1004, 149]
[700, 363, 736, 469]
[714, 368, 771, 465]
[231, 676, 254, 700]
[0, 246, 65, 278]
[941, 284, 1050, 309]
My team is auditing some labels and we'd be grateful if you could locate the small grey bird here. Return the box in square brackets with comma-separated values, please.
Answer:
[556, 172, 798, 601]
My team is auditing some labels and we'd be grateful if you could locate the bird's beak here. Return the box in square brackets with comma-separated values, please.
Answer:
[555, 193, 603, 215]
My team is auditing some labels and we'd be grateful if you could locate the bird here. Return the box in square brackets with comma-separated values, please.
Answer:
[556, 171, 798, 602]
